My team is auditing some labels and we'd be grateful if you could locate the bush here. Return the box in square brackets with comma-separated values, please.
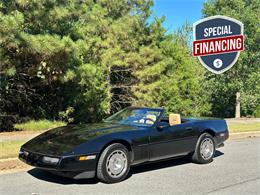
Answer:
[254, 106, 260, 118]
[0, 115, 19, 132]
[59, 107, 75, 123]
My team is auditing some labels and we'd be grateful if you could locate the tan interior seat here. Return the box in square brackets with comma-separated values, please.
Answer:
[169, 113, 181, 126]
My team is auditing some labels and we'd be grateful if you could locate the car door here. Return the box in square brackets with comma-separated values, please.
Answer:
[148, 122, 198, 161]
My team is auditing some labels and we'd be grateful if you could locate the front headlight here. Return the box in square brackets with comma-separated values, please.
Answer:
[19, 149, 29, 156]
[42, 156, 60, 165]
[19, 149, 24, 155]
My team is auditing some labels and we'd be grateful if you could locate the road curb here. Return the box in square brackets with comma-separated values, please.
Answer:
[229, 131, 260, 139]
[0, 167, 30, 175]
[0, 157, 30, 175]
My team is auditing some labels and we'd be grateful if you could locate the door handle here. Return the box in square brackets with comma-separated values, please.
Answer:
[185, 127, 193, 131]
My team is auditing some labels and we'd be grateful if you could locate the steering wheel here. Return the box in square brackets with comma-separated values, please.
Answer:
[142, 117, 156, 124]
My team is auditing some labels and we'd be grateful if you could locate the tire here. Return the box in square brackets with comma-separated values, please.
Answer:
[191, 133, 215, 164]
[97, 143, 130, 183]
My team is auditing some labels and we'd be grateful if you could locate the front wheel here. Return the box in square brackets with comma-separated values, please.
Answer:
[97, 143, 130, 183]
[192, 133, 215, 164]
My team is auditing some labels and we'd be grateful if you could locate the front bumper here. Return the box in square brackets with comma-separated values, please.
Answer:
[19, 148, 98, 179]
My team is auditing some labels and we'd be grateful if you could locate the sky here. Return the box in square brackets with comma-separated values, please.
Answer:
[151, 0, 206, 32]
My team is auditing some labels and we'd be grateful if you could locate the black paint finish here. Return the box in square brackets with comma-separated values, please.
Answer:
[19, 107, 229, 179]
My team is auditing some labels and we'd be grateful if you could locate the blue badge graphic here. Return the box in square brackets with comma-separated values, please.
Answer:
[193, 15, 244, 74]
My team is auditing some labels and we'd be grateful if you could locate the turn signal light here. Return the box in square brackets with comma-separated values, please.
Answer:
[79, 156, 88, 161]
[78, 155, 96, 161]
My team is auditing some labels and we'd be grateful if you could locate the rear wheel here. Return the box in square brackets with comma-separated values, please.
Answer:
[192, 133, 215, 164]
[97, 143, 130, 183]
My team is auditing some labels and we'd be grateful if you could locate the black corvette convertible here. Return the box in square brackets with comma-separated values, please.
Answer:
[19, 107, 229, 183]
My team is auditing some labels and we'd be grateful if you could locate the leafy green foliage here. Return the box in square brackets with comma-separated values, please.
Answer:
[2, 0, 258, 131]
[203, 0, 260, 117]
[59, 106, 74, 123]
[132, 20, 210, 116]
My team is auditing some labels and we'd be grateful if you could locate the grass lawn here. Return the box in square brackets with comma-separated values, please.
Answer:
[0, 141, 25, 159]
[14, 119, 66, 132]
[1, 120, 66, 159]
[226, 120, 260, 133]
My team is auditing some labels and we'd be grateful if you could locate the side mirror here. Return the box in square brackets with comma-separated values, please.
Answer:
[157, 122, 169, 131]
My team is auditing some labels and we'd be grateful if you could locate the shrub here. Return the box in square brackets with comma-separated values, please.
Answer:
[0, 115, 19, 132]
[254, 106, 260, 118]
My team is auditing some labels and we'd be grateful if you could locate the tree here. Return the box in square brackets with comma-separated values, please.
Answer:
[203, 0, 260, 117]
[0, 0, 211, 131]
[133, 19, 211, 116]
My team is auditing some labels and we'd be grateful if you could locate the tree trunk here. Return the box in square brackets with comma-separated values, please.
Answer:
[107, 66, 111, 114]
[235, 91, 241, 118]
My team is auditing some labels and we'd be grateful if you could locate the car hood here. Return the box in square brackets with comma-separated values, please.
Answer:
[22, 122, 137, 156]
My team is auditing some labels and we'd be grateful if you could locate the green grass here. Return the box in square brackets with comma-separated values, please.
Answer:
[14, 119, 66, 132]
[227, 121, 260, 133]
[0, 141, 26, 159]
[0, 119, 66, 159]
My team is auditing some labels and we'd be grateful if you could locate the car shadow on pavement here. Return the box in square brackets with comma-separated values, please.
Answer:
[129, 150, 223, 177]
[214, 150, 224, 157]
[27, 169, 99, 185]
[27, 150, 224, 185]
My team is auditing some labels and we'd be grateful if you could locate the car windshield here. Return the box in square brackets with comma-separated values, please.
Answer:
[104, 107, 162, 127]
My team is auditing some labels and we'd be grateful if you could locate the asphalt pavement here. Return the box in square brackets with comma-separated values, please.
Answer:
[0, 137, 260, 195]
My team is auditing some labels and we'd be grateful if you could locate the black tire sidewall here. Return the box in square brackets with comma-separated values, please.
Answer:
[98, 143, 130, 183]
[195, 133, 215, 164]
